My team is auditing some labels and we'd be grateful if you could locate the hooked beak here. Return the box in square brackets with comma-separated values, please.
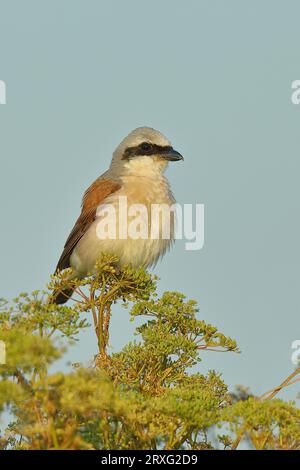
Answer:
[163, 148, 184, 161]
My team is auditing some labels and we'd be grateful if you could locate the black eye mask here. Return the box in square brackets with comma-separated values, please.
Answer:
[123, 143, 175, 159]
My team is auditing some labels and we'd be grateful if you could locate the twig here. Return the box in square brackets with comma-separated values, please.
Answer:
[259, 367, 300, 400]
[231, 367, 300, 450]
[14, 369, 33, 394]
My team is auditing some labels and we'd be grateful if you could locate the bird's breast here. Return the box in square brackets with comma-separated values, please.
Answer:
[70, 175, 176, 275]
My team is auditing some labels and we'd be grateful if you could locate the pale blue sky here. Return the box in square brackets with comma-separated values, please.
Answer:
[0, 1, 299, 402]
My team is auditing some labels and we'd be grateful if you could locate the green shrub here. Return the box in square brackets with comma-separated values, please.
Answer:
[0, 255, 299, 450]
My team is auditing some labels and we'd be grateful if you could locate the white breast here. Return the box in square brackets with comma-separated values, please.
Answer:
[70, 173, 176, 276]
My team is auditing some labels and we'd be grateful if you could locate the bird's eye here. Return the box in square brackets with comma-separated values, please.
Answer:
[140, 142, 153, 153]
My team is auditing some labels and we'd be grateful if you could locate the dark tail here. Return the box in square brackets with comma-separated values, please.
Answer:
[52, 287, 75, 305]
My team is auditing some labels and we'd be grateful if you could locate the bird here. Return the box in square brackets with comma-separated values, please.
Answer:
[53, 127, 183, 304]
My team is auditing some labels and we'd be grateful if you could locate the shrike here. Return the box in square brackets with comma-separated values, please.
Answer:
[54, 127, 183, 304]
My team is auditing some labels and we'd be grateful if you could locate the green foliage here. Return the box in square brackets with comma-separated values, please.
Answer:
[222, 398, 300, 450]
[0, 255, 299, 450]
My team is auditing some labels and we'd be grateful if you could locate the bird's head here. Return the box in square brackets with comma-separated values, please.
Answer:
[110, 127, 183, 177]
